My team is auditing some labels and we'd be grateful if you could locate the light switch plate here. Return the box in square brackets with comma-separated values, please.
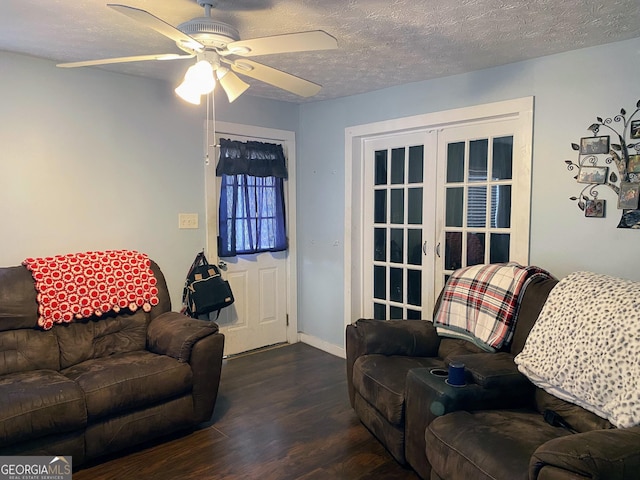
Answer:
[178, 213, 198, 229]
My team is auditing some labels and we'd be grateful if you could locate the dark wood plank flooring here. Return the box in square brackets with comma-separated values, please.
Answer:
[73, 342, 419, 480]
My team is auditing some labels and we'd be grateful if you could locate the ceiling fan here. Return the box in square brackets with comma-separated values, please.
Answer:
[57, 1, 338, 104]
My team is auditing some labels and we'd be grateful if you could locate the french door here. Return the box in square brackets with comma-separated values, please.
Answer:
[363, 131, 438, 320]
[361, 116, 530, 320]
[435, 119, 530, 292]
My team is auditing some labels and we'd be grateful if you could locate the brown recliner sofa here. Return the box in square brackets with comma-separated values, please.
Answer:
[425, 271, 640, 480]
[426, 387, 640, 480]
[0, 260, 225, 467]
[346, 275, 558, 479]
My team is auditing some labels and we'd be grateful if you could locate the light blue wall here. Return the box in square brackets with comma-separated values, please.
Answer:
[3, 37, 640, 353]
[0, 51, 297, 308]
[296, 37, 640, 348]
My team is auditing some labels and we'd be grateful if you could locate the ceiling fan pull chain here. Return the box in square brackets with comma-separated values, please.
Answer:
[205, 92, 210, 166]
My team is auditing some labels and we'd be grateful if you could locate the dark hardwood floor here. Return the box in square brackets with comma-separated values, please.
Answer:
[73, 342, 419, 480]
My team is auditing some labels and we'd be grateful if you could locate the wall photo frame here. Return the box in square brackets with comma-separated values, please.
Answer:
[584, 199, 605, 217]
[577, 166, 608, 184]
[618, 182, 640, 210]
[628, 155, 640, 174]
[579, 136, 610, 155]
[631, 120, 640, 139]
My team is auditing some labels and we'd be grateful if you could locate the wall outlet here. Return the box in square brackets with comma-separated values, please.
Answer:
[178, 213, 199, 229]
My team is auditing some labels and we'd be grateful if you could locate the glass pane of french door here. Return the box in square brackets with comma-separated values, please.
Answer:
[365, 131, 437, 321]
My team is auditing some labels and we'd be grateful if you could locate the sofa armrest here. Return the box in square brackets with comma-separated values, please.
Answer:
[449, 352, 530, 389]
[346, 319, 440, 407]
[531, 427, 640, 479]
[347, 318, 440, 357]
[147, 312, 225, 423]
[147, 311, 219, 362]
[404, 365, 535, 479]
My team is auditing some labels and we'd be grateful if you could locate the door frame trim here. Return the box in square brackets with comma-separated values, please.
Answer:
[205, 121, 298, 346]
[344, 97, 534, 342]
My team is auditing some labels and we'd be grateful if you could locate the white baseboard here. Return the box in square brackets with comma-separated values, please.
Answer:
[298, 332, 346, 359]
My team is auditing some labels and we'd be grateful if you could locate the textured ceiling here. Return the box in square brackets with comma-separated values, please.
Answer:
[1, 0, 640, 103]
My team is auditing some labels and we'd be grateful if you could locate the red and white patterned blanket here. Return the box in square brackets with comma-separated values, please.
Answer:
[23, 250, 160, 330]
[434, 262, 554, 351]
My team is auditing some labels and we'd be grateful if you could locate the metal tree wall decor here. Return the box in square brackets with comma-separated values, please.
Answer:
[565, 99, 640, 228]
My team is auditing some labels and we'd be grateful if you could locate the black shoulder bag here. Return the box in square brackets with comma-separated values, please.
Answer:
[182, 252, 234, 318]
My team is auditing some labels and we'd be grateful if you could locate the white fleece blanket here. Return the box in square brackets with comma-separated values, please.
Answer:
[515, 271, 640, 428]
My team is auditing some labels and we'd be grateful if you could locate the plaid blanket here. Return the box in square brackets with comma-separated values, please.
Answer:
[434, 263, 554, 351]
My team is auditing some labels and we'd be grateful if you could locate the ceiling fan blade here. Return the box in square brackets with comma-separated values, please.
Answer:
[57, 53, 194, 68]
[107, 4, 203, 51]
[224, 31, 337, 57]
[218, 70, 250, 103]
[226, 59, 321, 97]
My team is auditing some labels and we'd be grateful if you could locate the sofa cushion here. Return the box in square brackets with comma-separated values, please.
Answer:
[0, 328, 60, 376]
[62, 350, 192, 420]
[426, 410, 572, 480]
[148, 260, 172, 321]
[353, 354, 443, 426]
[85, 395, 195, 459]
[353, 391, 406, 464]
[55, 311, 149, 369]
[437, 337, 486, 361]
[530, 426, 640, 479]
[534, 388, 614, 433]
[509, 277, 558, 356]
[0, 266, 40, 331]
[0, 369, 86, 447]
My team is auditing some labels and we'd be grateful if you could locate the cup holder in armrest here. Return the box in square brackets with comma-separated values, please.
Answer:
[430, 368, 448, 377]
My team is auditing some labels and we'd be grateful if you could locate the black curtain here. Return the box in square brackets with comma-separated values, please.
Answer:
[216, 138, 288, 178]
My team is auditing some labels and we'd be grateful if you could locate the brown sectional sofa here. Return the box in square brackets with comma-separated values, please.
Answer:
[0, 260, 225, 467]
[347, 272, 640, 479]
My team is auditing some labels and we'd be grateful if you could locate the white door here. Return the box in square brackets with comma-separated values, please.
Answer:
[434, 118, 531, 293]
[204, 123, 295, 356]
[216, 249, 288, 356]
[362, 131, 438, 319]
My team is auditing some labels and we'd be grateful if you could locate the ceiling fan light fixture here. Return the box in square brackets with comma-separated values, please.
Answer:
[175, 59, 217, 104]
[217, 67, 250, 103]
[189, 60, 216, 94]
[175, 82, 202, 105]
